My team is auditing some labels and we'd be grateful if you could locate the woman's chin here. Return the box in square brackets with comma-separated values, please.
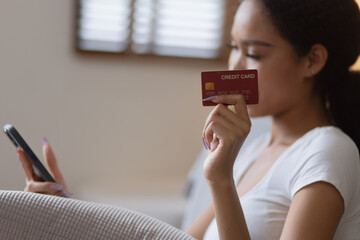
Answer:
[247, 105, 268, 118]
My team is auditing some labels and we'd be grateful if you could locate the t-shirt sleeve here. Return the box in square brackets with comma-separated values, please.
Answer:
[289, 134, 360, 209]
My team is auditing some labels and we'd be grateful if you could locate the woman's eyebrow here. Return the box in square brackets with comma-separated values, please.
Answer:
[241, 39, 275, 47]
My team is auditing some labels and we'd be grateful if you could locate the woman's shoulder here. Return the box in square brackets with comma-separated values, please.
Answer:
[286, 127, 360, 205]
[300, 126, 358, 157]
[289, 126, 360, 189]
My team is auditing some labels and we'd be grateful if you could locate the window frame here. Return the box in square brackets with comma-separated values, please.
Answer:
[73, 0, 239, 62]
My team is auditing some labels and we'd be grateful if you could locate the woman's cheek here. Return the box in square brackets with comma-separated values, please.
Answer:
[247, 74, 278, 117]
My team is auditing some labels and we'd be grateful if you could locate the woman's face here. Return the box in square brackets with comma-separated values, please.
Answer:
[229, 0, 313, 118]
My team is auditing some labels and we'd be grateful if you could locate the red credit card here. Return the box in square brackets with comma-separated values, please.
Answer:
[201, 69, 258, 106]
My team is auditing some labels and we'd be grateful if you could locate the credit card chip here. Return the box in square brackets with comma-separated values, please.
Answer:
[205, 82, 215, 91]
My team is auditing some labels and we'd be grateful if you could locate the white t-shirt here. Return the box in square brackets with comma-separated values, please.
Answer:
[203, 126, 360, 240]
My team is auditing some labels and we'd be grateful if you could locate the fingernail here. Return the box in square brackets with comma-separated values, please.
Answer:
[17, 147, 24, 155]
[203, 96, 219, 102]
[59, 192, 74, 198]
[42, 137, 48, 146]
[50, 185, 66, 192]
[205, 140, 211, 150]
[202, 138, 208, 150]
[202, 138, 210, 150]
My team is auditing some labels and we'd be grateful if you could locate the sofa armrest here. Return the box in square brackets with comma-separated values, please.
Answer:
[0, 191, 195, 240]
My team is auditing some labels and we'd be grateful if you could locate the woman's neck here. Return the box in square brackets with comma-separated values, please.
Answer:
[268, 95, 331, 147]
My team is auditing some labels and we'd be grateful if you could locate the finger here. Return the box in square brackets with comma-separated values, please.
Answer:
[202, 98, 246, 139]
[202, 104, 228, 140]
[204, 114, 233, 145]
[17, 148, 37, 182]
[212, 95, 251, 123]
[58, 192, 74, 198]
[42, 138, 67, 187]
[204, 119, 238, 151]
[202, 103, 248, 142]
[211, 133, 220, 151]
[214, 104, 247, 128]
[26, 181, 74, 198]
[25, 181, 65, 194]
[205, 121, 236, 153]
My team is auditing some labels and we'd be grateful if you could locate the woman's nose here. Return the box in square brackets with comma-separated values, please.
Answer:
[228, 50, 244, 70]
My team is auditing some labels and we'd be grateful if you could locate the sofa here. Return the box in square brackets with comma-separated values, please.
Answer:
[0, 190, 195, 240]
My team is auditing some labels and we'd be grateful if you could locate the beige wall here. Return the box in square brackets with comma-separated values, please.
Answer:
[0, 0, 227, 197]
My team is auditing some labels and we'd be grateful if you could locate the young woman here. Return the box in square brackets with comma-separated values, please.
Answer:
[17, 0, 360, 239]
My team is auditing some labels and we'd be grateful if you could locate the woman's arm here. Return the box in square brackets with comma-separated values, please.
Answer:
[280, 181, 344, 240]
[185, 203, 215, 239]
[207, 179, 250, 240]
[202, 95, 252, 239]
[185, 179, 251, 240]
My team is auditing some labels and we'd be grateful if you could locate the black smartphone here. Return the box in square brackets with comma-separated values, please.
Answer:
[3, 124, 55, 182]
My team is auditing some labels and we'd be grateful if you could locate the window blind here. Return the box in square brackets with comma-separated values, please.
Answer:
[77, 0, 226, 58]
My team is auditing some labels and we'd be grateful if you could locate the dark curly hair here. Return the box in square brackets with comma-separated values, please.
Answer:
[248, 0, 360, 150]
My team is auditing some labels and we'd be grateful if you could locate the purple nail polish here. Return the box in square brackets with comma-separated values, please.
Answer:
[17, 146, 22, 151]
[59, 192, 74, 198]
[50, 185, 66, 192]
[203, 96, 219, 102]
[42, 137, 48, 146]
[202, 138, 208, 150]
[205, 140, 211, 150]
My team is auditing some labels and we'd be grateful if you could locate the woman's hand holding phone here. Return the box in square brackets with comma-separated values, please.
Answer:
[17, 138, 72, 198]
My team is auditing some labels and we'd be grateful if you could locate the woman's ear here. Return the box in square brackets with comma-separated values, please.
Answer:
[304, 44, 328, 78]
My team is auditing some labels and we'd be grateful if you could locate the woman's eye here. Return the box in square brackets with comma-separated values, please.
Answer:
[245, 53, 261, 60]
[226, 42, 238, 50]
[226, 42, 261, 60]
